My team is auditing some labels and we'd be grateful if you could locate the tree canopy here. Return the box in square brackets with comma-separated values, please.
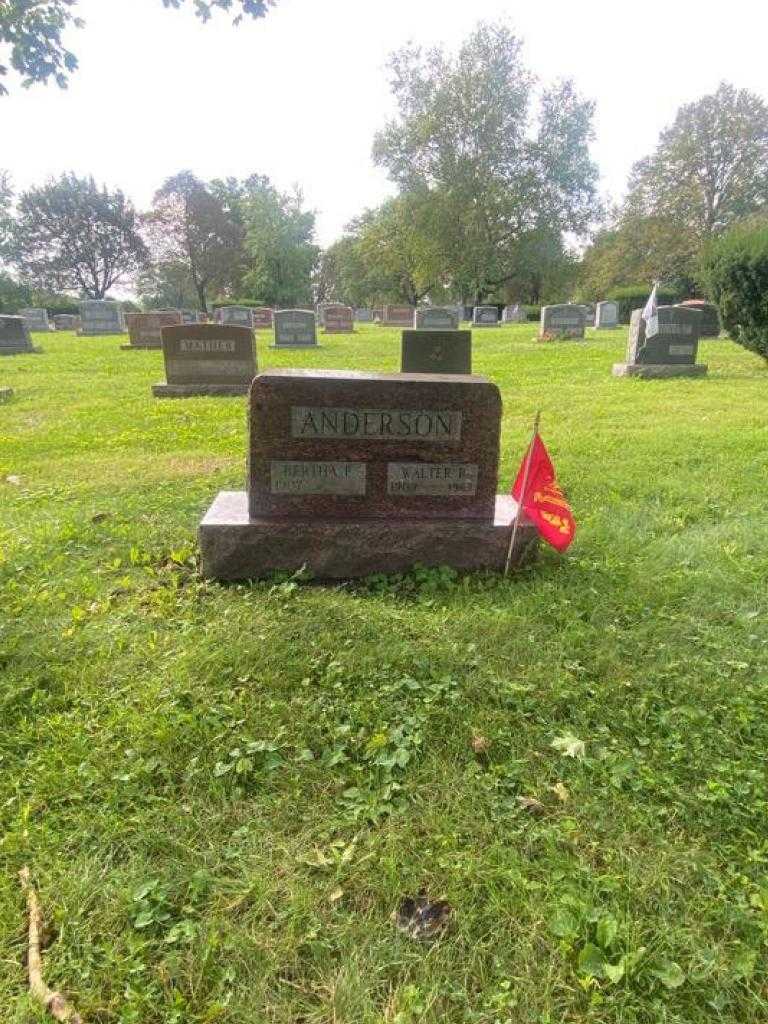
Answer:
[0, 0, 274, 94]
[8, 173, 148, 298]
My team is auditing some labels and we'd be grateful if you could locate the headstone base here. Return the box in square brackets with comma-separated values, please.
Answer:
[199, 491, 538, 580]
[0, 387, 13, 401]
[0, 346, 42, 356]
[152, 382, 250, 398]
[612, 362, 708, 379]
[120, 341, 161, 350]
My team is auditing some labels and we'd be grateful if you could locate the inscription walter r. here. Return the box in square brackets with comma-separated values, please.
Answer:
[291, 407, 462, 442]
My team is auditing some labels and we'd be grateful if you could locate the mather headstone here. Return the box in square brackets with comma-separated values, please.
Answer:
[383, 304, 415, 326]
[20, 308, 51, 332]
[595, 300, 619, 329]
[198, 369, 537, 579]
[219, 306, 253, 327]
[80, 301, 125, 336]
[473, 306, 500, 327]
[123, 311, 183, 350]
[539, 304, 586, 341]
[401, 330, 472, 374]
[152, 324, 256, 397]
[613, 306, 707, 378]
[53, 314, 80, 331]
[0, 315, 39, 355]
[251, 307, 274, 329]
[323, 304, 354, 334]
[502, 304, 525, 323]
[272, 309, 318, 348]
[678, 300, 720, 338]
[414, 307, 460, 330]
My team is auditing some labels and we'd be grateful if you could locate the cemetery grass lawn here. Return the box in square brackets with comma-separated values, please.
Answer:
[2, 325, 768, 1024]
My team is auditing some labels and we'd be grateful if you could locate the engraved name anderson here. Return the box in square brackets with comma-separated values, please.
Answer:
[291, 407, 462, 442]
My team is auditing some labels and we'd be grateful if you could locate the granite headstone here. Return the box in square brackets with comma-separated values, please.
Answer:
[123, 311, 183, 350]
[199, 369, 537, 579]
[219, 306, 254, 327]
[472, 306, 500, 327]
[383, 305, 416, 326]
[80, 301, 126, 336]
[251, 307, 274, 329]
[323, 304, 354, 333]
[595, 301, 619, 329]
[53, 314, 80, 331]
[19, 308, 52, 332]
[502, 304, 525, 323]
[0, 315, 38, 355]
[401, 330, 472, 374]
[539, 304, 586, 341]
[153, 324, 256, 397]
[272, 309, 318, 348]
[355, 308, 374, 322]
[613, 306, 707, 378]
[678, 300, 720, 338]
[414, 307, 460, 330]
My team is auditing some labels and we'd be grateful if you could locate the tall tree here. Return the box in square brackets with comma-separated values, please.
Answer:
[9, 173, 148, 298]
[0, 0, 274, 95]
[373, 22, 598, 303]
[143, 172, 246, 313]
[625, 83, 768, 238]
[242, 181, 318, 306]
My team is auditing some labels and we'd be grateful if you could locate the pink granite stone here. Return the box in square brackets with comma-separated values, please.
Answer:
[323, 304, 354, 333]
[247, 370, 501, 521]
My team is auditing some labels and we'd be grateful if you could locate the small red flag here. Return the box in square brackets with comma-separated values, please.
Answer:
[512, 434, 576, 552]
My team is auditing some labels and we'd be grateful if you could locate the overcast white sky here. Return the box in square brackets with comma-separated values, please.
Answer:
[2, 0, 768, 249]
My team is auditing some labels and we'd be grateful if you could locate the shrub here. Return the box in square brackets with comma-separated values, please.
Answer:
[701, 225, 768, 364]
[522, 305, 541, 322]
[606, 285, 682, 324]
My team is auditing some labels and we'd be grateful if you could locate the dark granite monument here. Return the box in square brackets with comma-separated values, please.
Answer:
[79, 301, 126, 336]
[323, 304, 354, 333]
[152, 324, 256, 397]
[677, 300, 720, 338]
[613, 306, 707, 378]
[0, 315, 39, 355]
[123, 311, 183, 350]
[199, 369, 537, 579]
[272, 309, 318, 348]
[401, 330, 472, 374]
[539, 304, 586, 341]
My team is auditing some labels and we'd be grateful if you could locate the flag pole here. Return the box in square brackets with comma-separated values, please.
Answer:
[504, 410, 541, 577]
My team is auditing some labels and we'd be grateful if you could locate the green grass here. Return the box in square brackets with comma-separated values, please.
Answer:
[1, 324, 767, 1023]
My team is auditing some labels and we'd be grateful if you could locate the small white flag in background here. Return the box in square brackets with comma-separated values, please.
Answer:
[642, 282, 659, 322]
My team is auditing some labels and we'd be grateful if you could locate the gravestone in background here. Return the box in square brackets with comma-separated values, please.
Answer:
[219, 306, 253, 327]
[53, 314, 80, 331]
[502, 304, 525, 323]
[123, 311, 183, 350]
[80, 301, 126, 336]
[323, 304, 354, 333]
[153, 324, 256, 397]
[199, 369, 537, 579]
[401, 330, 472, 374]
[539, 304, 586, 341]
[383, 304, 416, 326]
[19, 308, 52, 332]
[580, 304, 596, 327]
[472, 306, 500, 327]
[613, 306, 707, 378]
[355, 308, 374, 322]
[251, 307, 274, 329]
[414, 307, 460, 330]
[678, 300, 720, 338]
[180, 310, 200, 324]
[0, 315, 39, 354]
[595, 301, 619, 329]
[272, 309, 318, 348]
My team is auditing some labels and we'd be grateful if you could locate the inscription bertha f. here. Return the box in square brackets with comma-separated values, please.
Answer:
[291, 407, 462, 442]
